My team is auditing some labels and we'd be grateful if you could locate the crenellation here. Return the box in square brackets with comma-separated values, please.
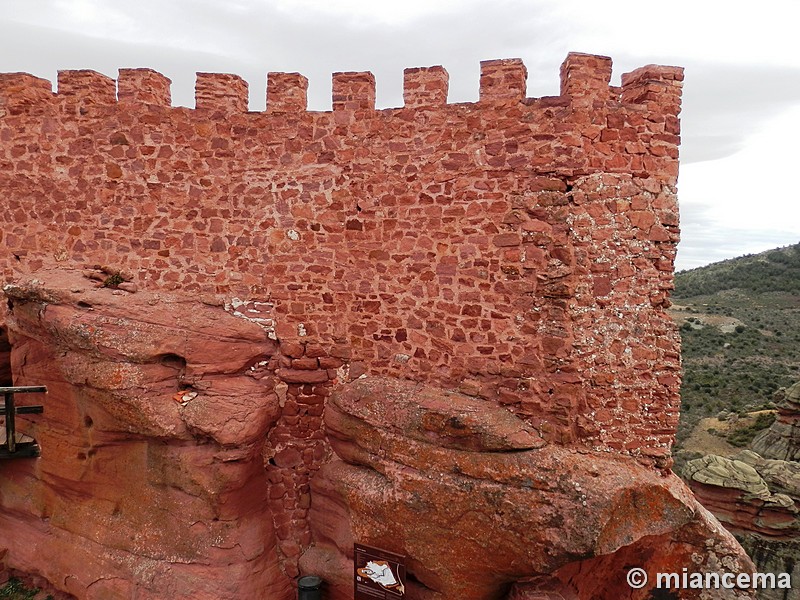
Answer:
[331, 71, 376, 111]
[0, 73, 52, 115]
[403, 66, 449, 108]
[118, 68, 172, 106]
[267, 72, 309, 113]
[479, 58, 528, 103]
[0, 57, 686, 123]
[56, 69, 116, 105]
[621, 64, 685, 87]
[560, 52, 613, 102]
[620, 65, 683, 118]
[195, 72, 249, 113]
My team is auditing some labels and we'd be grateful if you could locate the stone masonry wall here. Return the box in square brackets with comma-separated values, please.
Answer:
[0, 53, 684, 461]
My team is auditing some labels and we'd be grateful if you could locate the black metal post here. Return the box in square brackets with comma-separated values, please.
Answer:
[297, 575, 322, 600]
[4, 392, 14, 453]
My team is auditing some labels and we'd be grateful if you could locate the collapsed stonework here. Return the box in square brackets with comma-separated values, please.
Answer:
[0, 53, 756, 598]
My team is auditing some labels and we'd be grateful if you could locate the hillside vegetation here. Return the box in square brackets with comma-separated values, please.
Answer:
[672, 242, 800, 449]
[675, 243, 800, 296]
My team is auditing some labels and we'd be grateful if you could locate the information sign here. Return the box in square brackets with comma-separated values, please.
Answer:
[354, 543, 406, 599]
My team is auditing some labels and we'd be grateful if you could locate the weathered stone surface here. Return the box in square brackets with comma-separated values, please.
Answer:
[752, 381, 800, 461]
[328, 376, 545, 452]
[686, 454, 799, 531]
[685, 455, 773, 499]
[737, 447, 800, 600]
[686, 382, 800, 600]
[304, 377, 754, 599]
[739, 536, 800, 600]
[735, 449, 800, 499]
[0, 271, 290, 599]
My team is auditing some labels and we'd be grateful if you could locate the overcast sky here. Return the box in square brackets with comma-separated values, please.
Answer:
[1, 0, 798, 271]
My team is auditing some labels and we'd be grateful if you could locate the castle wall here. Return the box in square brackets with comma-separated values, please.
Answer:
[0, 53, 683, 454]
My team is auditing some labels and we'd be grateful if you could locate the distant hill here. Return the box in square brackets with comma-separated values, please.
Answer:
[671, 242, 800, 449]
[675, 243, 800, 296]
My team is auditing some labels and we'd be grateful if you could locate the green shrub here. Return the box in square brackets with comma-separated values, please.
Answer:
[102, 272, 125, 288]
[0, 578, 44, 600]
[726, 412, 777, 447]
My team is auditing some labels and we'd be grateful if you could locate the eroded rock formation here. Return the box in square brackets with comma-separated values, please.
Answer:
[685, 453, 799, 536]
[1, 271, 290, 599]
[752, 381, 800, 461]
[303, 377, 753, 599]
[686, 449, 800, 599]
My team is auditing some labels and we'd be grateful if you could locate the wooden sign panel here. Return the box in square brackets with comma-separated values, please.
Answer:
[354, 543, 406, 599]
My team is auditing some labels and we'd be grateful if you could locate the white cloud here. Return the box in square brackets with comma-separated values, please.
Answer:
[1, 0, 799, 269]
[679, 105, 800, 223]
[676, 105, 800, 269]
[270, 0, 483, 25]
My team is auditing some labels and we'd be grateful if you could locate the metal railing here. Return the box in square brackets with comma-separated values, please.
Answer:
[0, 386, 46, 458]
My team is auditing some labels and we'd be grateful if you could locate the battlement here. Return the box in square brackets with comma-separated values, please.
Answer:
[267, 72, 308, 113]
[0, 73, 52, 115]
[480, 58, 528, 103]
[0, 52, 684, 455]
[118, 68, 172, 106]
[0, 52, 683, 116]
[403, 66, 449, 107]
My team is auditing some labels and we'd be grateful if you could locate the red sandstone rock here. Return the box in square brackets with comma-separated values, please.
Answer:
[751, 381, 800, 461]
[276, 368, 329, 383]
[0, 271, 291, 600]
[684, 446, 800, 589]
[303, 377, 754, 599]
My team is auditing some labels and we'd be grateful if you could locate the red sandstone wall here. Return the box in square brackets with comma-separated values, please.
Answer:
[0, 53, 683, 456]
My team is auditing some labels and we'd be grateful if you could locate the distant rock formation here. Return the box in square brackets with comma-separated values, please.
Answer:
[685, 453, 799, 535]
[686, 448, 800, 599]
[752, 381, 800, 461]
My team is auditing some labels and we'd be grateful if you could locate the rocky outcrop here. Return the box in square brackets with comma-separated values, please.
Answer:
[0, 271, 290, 599]
[737, 449, 800, 500]
[686, 450, 800, 599]
[685, 454, 799, 536]
[752, 381, 800, 461]
[302, 376, 755, 600]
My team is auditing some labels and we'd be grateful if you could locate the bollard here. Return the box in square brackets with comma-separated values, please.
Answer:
[297, 575, 322, 600]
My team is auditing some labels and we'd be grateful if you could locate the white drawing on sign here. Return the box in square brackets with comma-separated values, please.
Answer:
[357, 560, 404, 593]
